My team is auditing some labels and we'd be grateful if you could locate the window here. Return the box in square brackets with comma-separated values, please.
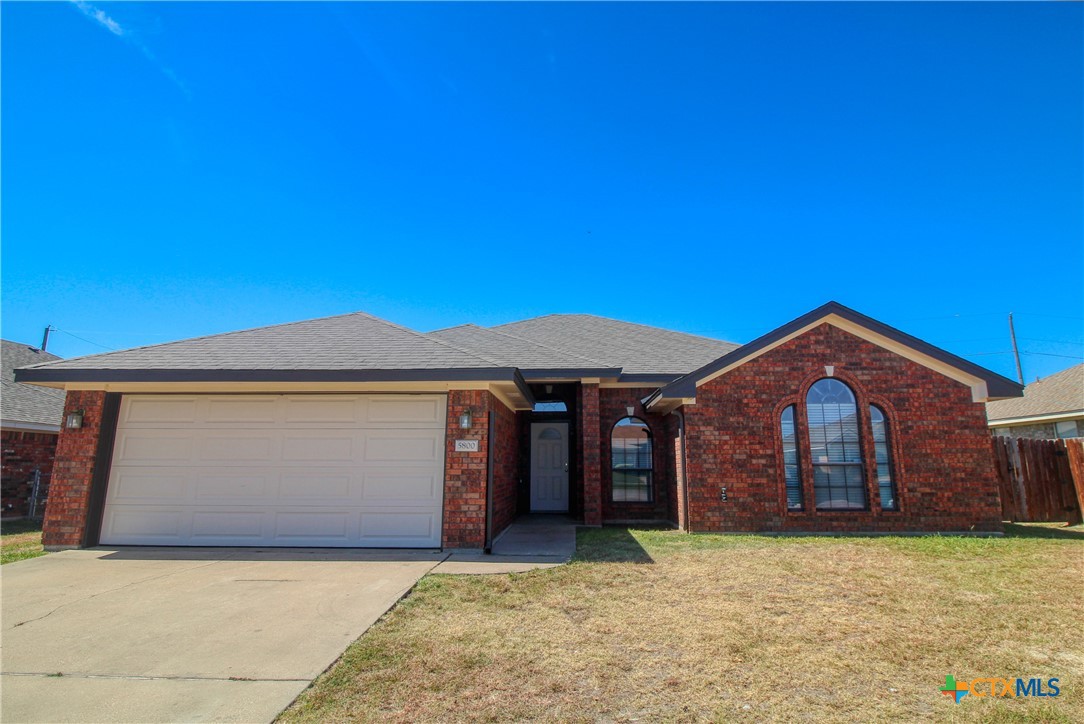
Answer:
[533, 401, 567, 412]
[780, 405, 803, 510]
[869, 405, 898, 510]
[806, 379, 867, 510]
[1055, 420, 1080, 439]
[612, 417, 652, 502]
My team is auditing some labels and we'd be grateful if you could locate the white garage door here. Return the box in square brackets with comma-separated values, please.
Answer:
[100, 394, 446, 547]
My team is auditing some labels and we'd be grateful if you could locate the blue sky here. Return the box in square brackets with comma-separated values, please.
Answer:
[2, 2, 1081, 383]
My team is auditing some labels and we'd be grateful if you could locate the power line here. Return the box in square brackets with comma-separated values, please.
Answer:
[53, 328, 116, 351]
[1020, 351, 1084, 360]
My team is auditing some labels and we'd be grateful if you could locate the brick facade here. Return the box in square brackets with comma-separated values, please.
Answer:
[682, 324, 1003, 533]
[1, 430, 58, 517]
[598, 387, 677, 523]
[41, 390, 108, 548]
[488, 393, 520, 542]
[579, 383, 602, 526]
[442, 390, 489, 548]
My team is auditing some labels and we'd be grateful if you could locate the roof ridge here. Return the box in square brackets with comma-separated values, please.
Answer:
[427, 323, 481, 334]
[480, 325, 613, 367]
[372, 316, 508, 367]
[496, 312, 737, 346]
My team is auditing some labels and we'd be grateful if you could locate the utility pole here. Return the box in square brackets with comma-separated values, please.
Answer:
[1008, 313, 1023, 385]
[40, 325, 54, 352]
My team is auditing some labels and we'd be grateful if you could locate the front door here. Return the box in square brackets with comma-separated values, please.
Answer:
[530, 422, 569, 512]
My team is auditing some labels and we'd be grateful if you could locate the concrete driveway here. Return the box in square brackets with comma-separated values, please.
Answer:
[1, 547, 445, 723]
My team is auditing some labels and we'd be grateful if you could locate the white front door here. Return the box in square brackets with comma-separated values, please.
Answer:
[530, 422, 569, 512]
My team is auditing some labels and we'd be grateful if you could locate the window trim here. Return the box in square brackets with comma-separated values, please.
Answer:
[610, 416, 654, 504]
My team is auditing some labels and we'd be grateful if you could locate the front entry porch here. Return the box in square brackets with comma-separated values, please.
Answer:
[491, 514, 577, 557]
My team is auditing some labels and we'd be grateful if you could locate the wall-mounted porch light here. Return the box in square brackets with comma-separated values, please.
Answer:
[65, 409, 85, 429]
[458, 408, 473, 430]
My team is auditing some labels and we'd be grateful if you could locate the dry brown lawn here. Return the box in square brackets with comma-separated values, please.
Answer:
[281, 524, 1083, 723]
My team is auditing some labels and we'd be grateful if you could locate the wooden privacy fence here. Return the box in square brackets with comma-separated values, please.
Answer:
[992, 436, 1084, 525]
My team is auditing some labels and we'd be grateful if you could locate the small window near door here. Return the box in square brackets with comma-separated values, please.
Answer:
[612, 417, 652, 502]
[533, 401, 568, 412]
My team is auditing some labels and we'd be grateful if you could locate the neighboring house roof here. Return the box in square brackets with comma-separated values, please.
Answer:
[428, 324, 619, 376]
[490, 314, 739, 377]
[986, 363, 1084, 425]
[1, 340, 65, 431]
[645, 302, 1023, 411]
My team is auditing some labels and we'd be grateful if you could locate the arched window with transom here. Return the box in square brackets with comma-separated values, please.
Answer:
[611, 417, 652, 502]
[806, 378, 867, 510]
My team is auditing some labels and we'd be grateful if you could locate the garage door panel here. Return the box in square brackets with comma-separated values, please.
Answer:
[122, 397, 200, 425]
[364, 432, 441, 462]
[280, 433, 358, 462]
[194, 473, 273, 501]
[366, 396, 443, 425]
[363, 471, 441, 501]
[282, 396, 360, 424]
[201, 433, 278, 462]
[272, 511, 352, 541]
[205, 397, 279, 424]
[109, 470, 191, 503]
[101, 395, 446, 548]
[115, 431, 194, 464]
[277, 471, 354, 500]
[360, 512, 436, 542]
[191, 511, 265, 540]
[106, 508, 186, 542]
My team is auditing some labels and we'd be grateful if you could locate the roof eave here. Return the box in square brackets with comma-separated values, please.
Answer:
[14, 367, 528, 385]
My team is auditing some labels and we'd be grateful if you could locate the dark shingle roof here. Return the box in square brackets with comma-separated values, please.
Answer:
[17, 312, 504, 373]
[986, 363, 1084, 422]
[490, 314, 739, 375]
[428, 324, 613, 370]
[1, 340, 65, 428]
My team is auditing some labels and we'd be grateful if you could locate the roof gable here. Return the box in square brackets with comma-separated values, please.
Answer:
[647, 302, 1023, 409]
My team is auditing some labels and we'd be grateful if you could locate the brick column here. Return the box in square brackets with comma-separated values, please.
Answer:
[42, 390, 107, 549]
[580, 382, 602, 526]
[442, 390, 489, 549]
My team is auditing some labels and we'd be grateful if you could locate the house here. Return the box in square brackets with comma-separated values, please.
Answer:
[14, 302, 1022, 550]
[986, 363, 1084, 439]
[2, 340, 65, 517]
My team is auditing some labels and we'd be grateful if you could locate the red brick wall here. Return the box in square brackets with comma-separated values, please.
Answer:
[489, 393, 519, 541]
[442, 390, 488, 548]
[580, 383, 602, 525]
[1, 430, 58, 517]
[599, 388, 677, 523]
[42, 390, 107, 547]
[683, 324, 1003, 533]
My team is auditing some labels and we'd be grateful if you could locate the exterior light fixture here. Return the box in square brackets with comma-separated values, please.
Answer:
[458, 408, 473, 430]
[65, 409, 85, 429]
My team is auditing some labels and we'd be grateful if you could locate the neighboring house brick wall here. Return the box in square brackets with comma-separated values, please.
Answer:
[683, 324, 1002, 533]
[991, 420, 1084, 439]
[599, 388, 674, 523]
[41, 390, 107, 548]
[1, 430, 58, 517]
[489, 393, 519, 542]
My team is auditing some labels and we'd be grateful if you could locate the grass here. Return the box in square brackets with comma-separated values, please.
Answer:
[281, 523, 1083, 723]
[0, 518, 46, 565]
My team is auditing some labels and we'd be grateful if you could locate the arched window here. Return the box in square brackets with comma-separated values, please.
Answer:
[869, 405, 898, 511]
[806, 379, 867, 510]
[533, 400, 567, 412]
[780, 405, 803, 510]
[612, 417, 652, 502]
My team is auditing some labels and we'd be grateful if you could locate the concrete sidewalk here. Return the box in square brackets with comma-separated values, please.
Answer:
[1, 547, 444, 723]
[432, 516, 578, 574]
